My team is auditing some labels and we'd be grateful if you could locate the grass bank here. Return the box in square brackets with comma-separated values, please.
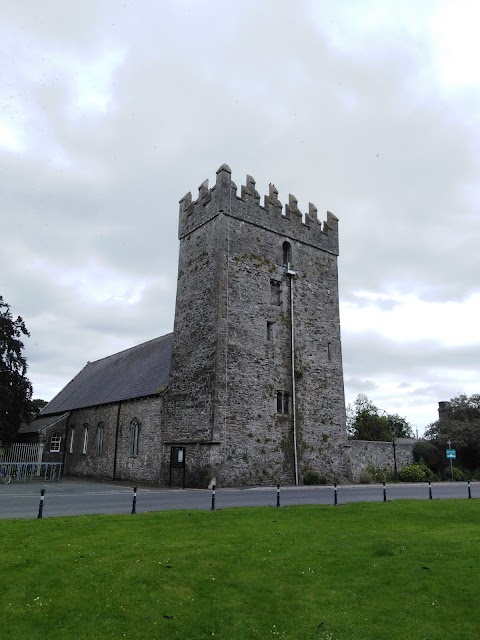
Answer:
[1, 500, 479, 639]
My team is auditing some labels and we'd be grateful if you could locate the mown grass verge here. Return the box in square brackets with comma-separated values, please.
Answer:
[1, 500, 480, 639]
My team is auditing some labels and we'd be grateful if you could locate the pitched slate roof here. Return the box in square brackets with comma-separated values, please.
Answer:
[18, 412, 70, 434]
[41, 333, 173, 415]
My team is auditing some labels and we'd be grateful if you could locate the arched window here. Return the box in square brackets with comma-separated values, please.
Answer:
[69, 427, 75, 454]
[96, 422, 105, 455]
[129, 418, 140, 456]
[82, 425, 89, 454]
[282, 241, 292, 266]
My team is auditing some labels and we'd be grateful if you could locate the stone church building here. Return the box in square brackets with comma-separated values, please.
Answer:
[26, 164, 413, 486]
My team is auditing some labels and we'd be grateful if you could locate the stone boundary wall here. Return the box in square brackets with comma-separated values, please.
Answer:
[346, 439, 416, 481]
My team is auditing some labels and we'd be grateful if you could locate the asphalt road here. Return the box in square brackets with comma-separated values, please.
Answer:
[0, 478, 478, 519]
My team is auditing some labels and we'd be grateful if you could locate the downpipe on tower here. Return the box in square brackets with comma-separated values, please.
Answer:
[287, 263, 299, 486]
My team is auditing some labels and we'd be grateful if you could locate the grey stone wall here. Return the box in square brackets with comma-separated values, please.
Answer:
[40, 423, 66, 464]
[346, 439, 415, 481]
[64, 395, 164, 483]
[168, 165, 348, 486]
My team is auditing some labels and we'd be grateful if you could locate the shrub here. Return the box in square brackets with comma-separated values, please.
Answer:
[460, 467, 472, 481]
[415, 463, 436, 481]
[358, 469, 373, 484]
[413, 441, 443, 472]
[442, 466, 466, 481]
[399, 464, 427, 482]
[303, 470, 322, 485]
[366, 465, 391, 483]
[472, 467, 480, 481]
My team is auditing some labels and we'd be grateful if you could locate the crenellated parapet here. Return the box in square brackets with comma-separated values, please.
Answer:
[178, 164, 339, 254]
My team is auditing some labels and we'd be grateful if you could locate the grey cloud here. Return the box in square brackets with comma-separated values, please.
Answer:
[343, 377, 378, 392]
[343, 332, 480, 378]
[1, 1, 478, 431]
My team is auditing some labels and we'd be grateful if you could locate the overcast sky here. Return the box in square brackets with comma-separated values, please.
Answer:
[2, 0, 479, 435]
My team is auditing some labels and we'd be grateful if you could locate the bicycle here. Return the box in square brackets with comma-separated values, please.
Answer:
[0, 465, 11, 484]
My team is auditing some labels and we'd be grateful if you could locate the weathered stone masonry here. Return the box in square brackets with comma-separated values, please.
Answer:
[164, 164, 349, 485]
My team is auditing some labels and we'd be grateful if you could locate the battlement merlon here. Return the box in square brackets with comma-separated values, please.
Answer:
[178, 165, 339, 255]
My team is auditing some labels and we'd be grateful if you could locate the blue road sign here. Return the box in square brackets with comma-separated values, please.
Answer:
[446, 449, 456, 459]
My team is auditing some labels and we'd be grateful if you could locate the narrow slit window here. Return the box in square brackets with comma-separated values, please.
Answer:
[327, 342, 332, 361]
[282, 241, 292, 266]
[129, 418, 140, 456]
[82, 426, 89, 455]
[276, 391, 290, 415]
[270, 280, 281, 306]
[267, 321, 274, 342]
[69, 428, 75, 454]
[96, 423, 105, 455]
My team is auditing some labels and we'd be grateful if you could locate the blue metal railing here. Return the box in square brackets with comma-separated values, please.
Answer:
[0, 462, 62, 482]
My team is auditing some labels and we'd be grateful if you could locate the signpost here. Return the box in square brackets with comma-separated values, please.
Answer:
[446, 440, 455, 482]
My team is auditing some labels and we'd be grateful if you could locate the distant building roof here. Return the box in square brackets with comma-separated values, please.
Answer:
[41, 333, 173, 415]
[18, 412, 70, 434]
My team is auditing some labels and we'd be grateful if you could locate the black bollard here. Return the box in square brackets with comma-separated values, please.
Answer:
[276, 484, 280, 508]
[468, 481, 472, 499]
[428, 481, 432, 500]
[131, 487, 137, 514]
[383, 482, 387, 503]
[334, 482, 338, 506]
[211, 484, 216, 511]
[37, 488, 45, 519]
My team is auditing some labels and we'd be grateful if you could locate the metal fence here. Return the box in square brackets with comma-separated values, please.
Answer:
[0, 443, 61, 481]
[1, 443, 44, 465]
[0, 462, 62, 482]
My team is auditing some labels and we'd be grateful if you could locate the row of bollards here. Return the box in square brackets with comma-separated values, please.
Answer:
[183, 480, 475, 510]
[34, 480, 476, 518]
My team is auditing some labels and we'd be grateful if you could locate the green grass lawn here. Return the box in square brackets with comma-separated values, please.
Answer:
[1, 500, 479, 639]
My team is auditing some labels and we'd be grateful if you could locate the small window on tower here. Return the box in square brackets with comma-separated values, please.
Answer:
[276, 391, 290, 415]
[267, 321, 274, 342]
[282, 241, 292, 266]
[270, 280, 281, 306]
[327, 342, 332, 361]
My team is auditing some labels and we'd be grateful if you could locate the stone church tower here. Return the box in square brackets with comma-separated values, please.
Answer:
[164, 164, 348, 486]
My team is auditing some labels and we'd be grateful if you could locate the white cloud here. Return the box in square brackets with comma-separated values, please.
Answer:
[342, 292, 480, 347]
[430, 0, 480, 90]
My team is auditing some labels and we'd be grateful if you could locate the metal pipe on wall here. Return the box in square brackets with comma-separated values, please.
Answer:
[288, 267, 299, 486]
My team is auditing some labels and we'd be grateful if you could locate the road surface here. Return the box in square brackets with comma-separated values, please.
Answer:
[0, 478, 478, 519]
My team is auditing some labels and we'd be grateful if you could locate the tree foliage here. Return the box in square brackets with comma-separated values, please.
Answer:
[425, 393, 480, 471]
[413, 440, 444, 473]
[0, 296, 33, 445]
[347, 393, 413, 441]
[30, 398, 48, 421]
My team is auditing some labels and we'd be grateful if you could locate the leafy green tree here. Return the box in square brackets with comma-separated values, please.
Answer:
[30, 398, 48, 421]
[0, 296, 33, 445]
[388, 413, 414, 439]
[347, 394, 413, 441]
[425, 394, 480, 471]
[413, 440, 444, 473]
